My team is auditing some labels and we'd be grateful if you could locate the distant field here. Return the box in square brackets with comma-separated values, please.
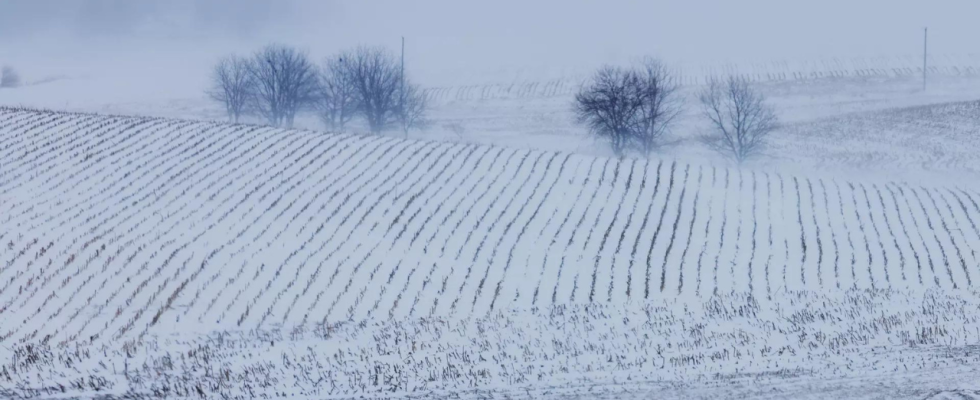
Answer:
[4, 108, 980, 397]
[5, 56, 980, 184]
[422, 54, 980, 103]
[776, 100, 980, 177]
[418, 85, 980, 183]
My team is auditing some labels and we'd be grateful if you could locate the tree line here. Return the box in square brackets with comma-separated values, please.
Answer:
[209, 45, 776, 163]
[574, 59, 778, 163]
[208, 44, 427, 134]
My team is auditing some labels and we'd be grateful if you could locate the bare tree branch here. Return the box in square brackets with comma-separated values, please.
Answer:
[248, 44, 318, 128]
[315, 56, 359, 131]
[636, 58, 682, 154]
[574, 60, 681, 157]
[396, 82, 428, 135]
[207, 56, 253, 123]
[341, 47, 403, 134]
[698, 76, 778, 163]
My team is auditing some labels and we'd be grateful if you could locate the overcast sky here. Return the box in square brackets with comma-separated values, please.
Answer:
[1, 0, 978, 86]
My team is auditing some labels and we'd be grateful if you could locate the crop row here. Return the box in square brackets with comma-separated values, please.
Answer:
[3, 108, 980, 348]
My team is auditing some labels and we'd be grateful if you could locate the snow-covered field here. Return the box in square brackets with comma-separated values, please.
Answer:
[3, 105, 980, 398]
[6, 55, 980, 183]
[418, 75, 980, 182]
[4, 1, 980, 397]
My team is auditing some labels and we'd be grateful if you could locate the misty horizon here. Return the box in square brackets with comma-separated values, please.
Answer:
[2, 2, 980, 399]
[3, 0, 979, 87]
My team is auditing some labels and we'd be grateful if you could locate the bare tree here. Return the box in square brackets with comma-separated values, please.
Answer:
[207, 56, 254, 123]
[315, 57, 359, 131]
[1, 66, 20, 88]
[635, 59, 682, 154]
[574, 61, 682, 157]
[248, 44, 319, 128]
[396, 83, 428, 135]
[698, 76, 778, 163]
[574, 67, 638, 157]
[343, 47, 403, 134]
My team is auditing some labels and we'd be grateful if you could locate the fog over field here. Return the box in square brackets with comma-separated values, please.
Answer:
[3, 0, 980, 86]
[3, 1, 980, 399]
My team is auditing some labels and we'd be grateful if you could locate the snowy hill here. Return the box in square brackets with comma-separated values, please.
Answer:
[3, 107, 980, 398]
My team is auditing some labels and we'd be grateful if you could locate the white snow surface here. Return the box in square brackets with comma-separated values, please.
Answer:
[5, 55, 980, 185]
[4, 2, 980, 397]
[3, 108, 980, 398]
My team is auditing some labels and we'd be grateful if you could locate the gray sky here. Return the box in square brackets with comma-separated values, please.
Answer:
[1, 0, 978, 86]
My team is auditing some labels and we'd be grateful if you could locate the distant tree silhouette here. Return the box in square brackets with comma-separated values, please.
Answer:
[207, 56, 254, 123]
[699, 76, 778, 163]
[315, 56, 359, 131]
[339, 47, 426, 134]
[248, 44, 318, 128]
[574, 59, 681, 157]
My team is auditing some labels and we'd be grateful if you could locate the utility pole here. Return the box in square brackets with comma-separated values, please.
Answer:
[923, 27, 928, 91]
